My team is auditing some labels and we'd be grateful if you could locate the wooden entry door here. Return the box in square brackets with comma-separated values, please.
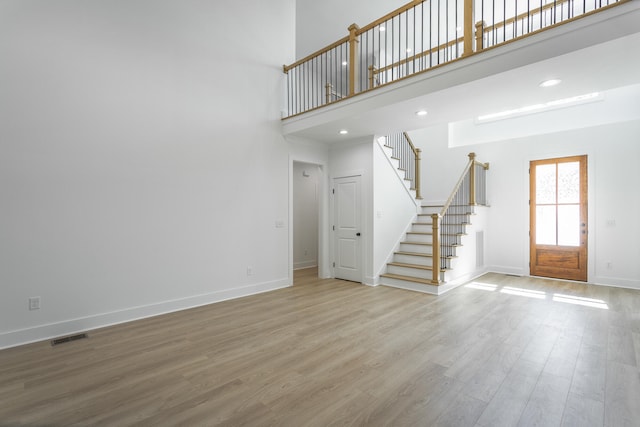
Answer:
[530, 155, 587, 281]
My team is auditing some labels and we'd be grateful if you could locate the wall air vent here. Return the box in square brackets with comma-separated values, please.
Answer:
[51, 333, 88, 346]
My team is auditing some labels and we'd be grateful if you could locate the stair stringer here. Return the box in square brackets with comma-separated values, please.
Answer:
[375, 137, 420, 208]
[374, 213, 419, 283]
[441, 205, 490, 291]
[371, 137, 422, 286]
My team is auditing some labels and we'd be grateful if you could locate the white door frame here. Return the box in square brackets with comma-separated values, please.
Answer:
[288, 157, 329, 285]
[331, 172, 365, 283]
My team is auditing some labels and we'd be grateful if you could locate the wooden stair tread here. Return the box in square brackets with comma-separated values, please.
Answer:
[401, 241, 461, 248]
[395, 251, 431, 257]
[407, 231, 466, 236]
[380, 273, 441, 286]
[388, 262, 437, 270]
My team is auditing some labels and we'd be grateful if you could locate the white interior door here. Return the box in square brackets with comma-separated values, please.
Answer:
[333, 175, 362, 283]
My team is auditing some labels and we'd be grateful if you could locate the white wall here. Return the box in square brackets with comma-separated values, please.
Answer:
[293, 162, 319, 269]
[410, 119, 640, 289]
[0, 0, 296, 348]
[372, 139, 419, 282]
[295, 0, 406, 58]
[329, 139, 374, 284]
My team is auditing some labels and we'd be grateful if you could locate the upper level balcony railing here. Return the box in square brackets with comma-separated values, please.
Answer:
[283, 0, 626, 118]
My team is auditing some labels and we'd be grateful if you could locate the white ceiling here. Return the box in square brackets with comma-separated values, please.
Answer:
[282, 1, 640, 144]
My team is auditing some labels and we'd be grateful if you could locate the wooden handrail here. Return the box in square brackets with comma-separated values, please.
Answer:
[369, 36, 464, 78]
[432, 156, 473, 285]
[440, 156, 474, 217]
[403, 132, 422, 200]
[432, 152, 489, 284]
[283, 0, 627, 117]
[480, 0, 570, 35]
[283, 35, 349, 73]
[355, 0, 423, 35]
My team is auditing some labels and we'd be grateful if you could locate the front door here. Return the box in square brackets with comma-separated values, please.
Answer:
[530, 155, 588, 281]
[333, 175, 362, 283]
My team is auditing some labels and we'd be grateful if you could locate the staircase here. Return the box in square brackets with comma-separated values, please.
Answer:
[380, 204, 475, 294]
[378, 138, 489, 295]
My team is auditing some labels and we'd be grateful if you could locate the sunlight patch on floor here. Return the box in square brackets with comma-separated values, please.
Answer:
[500, 286, 546, 299]
[465, 282, 498, 291]
[465, 281, 609, 309]
[553, 294, 609, 309]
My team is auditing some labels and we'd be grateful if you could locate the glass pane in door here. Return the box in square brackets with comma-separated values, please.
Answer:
[536, 205, 556, 245]
[536, 164, 556, 204]
[558, 162, 580, 203]
[558, 205, 580, 246]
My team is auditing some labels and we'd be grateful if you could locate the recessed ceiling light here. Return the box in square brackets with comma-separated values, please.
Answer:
[539, 79, 562, 87]
[379, 26, 385, 32]
[406, 48, 412, 53]
[339, 129, 348, 135]
[342, 61, 348, 66]
[416, 110, 428, 116]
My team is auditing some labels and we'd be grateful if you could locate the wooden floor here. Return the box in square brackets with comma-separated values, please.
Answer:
[1, 270, 640, 426]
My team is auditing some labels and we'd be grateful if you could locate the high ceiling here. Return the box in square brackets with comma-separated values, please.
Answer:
[282, 1, 640, 144]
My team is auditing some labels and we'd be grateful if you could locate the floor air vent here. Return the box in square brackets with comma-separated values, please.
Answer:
[51, 333, 88, 346]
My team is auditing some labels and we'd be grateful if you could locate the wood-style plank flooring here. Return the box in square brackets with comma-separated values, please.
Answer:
[1, 269, 639, 426]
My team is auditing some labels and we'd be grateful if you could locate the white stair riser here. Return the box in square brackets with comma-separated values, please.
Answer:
[380, 274, 446, 295]
[399, 243, 432, 254]
[421, 206, 441, 215]
[387, 264, 433, 279]
[416, 215, 434, 224]
[406, 233, 433, 244]
[379, 277, 442, 295]
[394, 254, 433, 267]
[411, 223, 433, 233]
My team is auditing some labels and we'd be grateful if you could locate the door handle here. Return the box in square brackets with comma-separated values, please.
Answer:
[356, 232, 361, 236]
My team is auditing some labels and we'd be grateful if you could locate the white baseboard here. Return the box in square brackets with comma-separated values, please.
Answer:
[0, 278, 290, 350]
[591, 275, 640, 290]
[294, 261, 318, 270]
[486, 265, 526, 276]
[363, 275, 379, 286]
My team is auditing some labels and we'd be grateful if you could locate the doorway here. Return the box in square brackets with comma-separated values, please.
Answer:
[529, 155, 588, 281]
[333, 175, 363, 283]
[293, 162, 320, 271]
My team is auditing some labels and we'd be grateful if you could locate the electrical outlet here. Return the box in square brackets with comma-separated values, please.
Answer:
[29, 297, 41, 311]
[247, 266, 254, 276]
[606, 262, 613, 270]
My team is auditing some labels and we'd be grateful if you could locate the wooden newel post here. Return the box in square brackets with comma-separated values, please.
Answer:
[348, 24, 360, 96]
[415, 148, 423, 200]
[475, 21, 485, 51]
[463, 0, 474, 56]
[431, 213, 441, 284]
[469, 152, 477, 206]
[325, 83, 332, 104]
[368, 65, 376, 89]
